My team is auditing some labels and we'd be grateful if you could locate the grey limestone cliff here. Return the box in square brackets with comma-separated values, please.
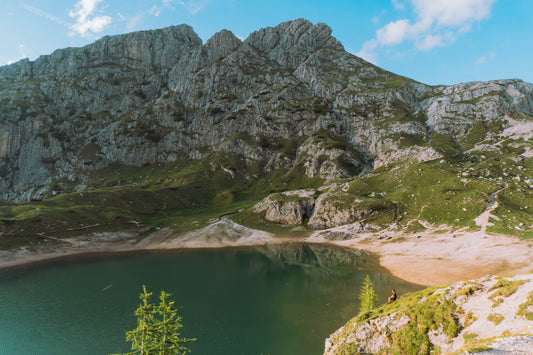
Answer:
[0, 18, 532, 204]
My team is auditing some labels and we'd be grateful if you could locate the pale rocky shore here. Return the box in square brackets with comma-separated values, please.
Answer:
[0, 219, 274, 270]
[1, 218, 532, 289]
[307, 223, 533, 286]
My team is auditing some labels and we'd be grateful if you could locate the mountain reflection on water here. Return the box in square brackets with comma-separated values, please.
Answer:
[254, 242, 376, 273]
[0, 243, 422, 355]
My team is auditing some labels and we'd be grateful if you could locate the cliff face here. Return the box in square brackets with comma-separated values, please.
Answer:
[0, 24, 203, 201]
[0, 18, 531, 204]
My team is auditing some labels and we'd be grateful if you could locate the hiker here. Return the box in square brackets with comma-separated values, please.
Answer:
[387, 289, 397, 303]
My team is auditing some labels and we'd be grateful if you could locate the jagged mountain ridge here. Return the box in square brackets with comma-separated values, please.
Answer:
[0, 19, 533, 244]
[1, 18, 531, 204]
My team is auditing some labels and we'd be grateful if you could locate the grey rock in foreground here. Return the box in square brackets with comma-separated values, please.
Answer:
[463, 335, 533, 354]
[325, 274, 533, 354]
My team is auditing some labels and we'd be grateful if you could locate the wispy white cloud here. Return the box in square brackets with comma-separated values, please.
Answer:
[164, 0, 210, 14]
[415, 34, 444, 50]
[147, 0, 210, 17]
[476, 50, 496, 64]
[412, 0, 495, 27]
[126, 14, 143, 31]
[149, 5, 161, 17]
[358, 0, 498, 62]
[392, 0, 406, 10]
[116, 11, 143, 32]
[355, 39, 379, 64]
[376, 19, 411, 45]
[7, 44, 29, 65]
[68, 0, 112, 38]
[187, 0, 209, 14]
[23, 3, 71, 27]
[24, 1, 111, 38]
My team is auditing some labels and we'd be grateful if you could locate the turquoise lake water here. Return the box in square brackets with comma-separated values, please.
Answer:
[0, 243, 423, 355]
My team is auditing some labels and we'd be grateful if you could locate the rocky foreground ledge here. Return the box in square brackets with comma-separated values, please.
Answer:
[325, 273, 533, 354]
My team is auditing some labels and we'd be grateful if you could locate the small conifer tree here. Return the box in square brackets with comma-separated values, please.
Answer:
[156, 291, 196, 354]
[358, 274, 377, 314]
[124, 286, 196, 355]
[126, 285, 156, 354]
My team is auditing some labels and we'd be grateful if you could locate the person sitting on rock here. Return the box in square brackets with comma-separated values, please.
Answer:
[387, 289, 397, 303]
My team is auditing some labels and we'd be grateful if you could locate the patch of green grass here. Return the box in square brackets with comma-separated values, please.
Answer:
[431, 132, 461, 157]
[463, 333, 478, 341]
[383, 291, 461, 353]
[488, 278, 525, 307]
[452, 334, 503, 355]
[0, 152, 290, 241]
[212, 191, 235, 205]
[348, 159, 500, 229]
[151, 201, 257, 234]
[489, 185, 533, 239]
[0, 142, 336, 248]
[487, 313, 504, 325]
[463, 311, 477, 327]
[488, 119, 505, 134]
[461, 122, 488, 150]
[357, 73, 413, 92]
[404, 220, 426, 233]
[0, 235, 47, 250]
[517, 291, 533, 320]
[387, 236, 407, 243]
[331, 286, 461, 354]
[456, 283, 482, 297]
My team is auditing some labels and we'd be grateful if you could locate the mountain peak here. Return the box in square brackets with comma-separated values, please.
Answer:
[205, 29, 241, 59]
[0, 24, 203, 81]
[245, 18, 342, 69]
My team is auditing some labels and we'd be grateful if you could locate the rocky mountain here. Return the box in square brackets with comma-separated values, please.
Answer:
[325, 273, 533, 354]
[0, 18, 532, 245]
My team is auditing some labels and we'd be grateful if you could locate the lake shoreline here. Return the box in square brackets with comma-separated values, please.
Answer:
[1, 220, 532, 287]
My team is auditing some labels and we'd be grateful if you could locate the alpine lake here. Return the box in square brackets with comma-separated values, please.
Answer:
[0, 243, 423, 354]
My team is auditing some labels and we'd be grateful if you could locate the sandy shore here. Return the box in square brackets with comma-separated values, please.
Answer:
[307, 225, 533, 286]
[1, 219, 532, 287]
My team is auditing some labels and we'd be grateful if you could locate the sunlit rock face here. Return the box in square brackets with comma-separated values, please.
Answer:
[0, 19, 531, 202]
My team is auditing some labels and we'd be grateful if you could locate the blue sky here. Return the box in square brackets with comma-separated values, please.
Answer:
[1, 0, 531, 85]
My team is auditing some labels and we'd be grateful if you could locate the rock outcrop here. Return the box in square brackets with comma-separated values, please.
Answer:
[325, 274, 533, 354]
[0, 19, 532, 203]
[254, 190, 316, 225]
[254, 185, 397, 230]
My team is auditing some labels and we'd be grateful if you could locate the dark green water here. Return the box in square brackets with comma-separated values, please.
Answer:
[0, 243, 422, 355]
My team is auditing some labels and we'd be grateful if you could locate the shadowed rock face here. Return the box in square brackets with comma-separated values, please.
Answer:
[0, 18, 532, 202]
